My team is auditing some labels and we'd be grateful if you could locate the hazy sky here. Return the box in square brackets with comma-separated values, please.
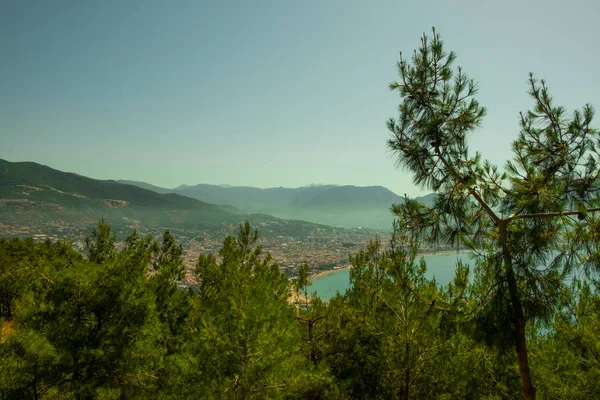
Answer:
[2, 1, 599, 196]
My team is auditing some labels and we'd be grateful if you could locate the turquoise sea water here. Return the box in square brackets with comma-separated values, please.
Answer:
[310, 252, 473, 300]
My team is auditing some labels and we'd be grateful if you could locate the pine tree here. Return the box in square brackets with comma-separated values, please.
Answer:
[293, 262, 312, 308]
[190, 221, 309, 399]
[324, 222, 467, 399]
[0, 223, 166, 398]
[387, 28, 599, 399]
[85, 217, 116, 264]
[532, 278, 600, 398]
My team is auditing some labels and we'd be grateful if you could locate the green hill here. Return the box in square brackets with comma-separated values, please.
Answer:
[0, 159, 355, 239]
[0, 159, 234, 233]
[0, 159, 226, 213]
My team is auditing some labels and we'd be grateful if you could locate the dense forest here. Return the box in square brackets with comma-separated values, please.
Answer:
[0, 219, 598, 399]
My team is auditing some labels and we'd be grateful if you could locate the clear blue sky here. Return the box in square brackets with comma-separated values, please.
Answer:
[2, 0, 599, 197]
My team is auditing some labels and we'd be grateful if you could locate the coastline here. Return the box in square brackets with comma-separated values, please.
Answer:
[309, 249, 474, 281]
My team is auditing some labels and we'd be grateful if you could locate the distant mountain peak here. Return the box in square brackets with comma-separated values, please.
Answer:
[303, 183, 338, 188]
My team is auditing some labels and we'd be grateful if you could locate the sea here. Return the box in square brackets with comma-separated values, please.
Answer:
[310, 252, 473, 300]
[309, 251, 591, 300]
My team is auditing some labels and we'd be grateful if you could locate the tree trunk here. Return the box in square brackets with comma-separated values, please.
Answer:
[403, 341, 410, 400]
[308, 320, 318, 367]
[500, 222, 536, 400]
[33, 362, 39, 400]
[0, 298, 11, 320]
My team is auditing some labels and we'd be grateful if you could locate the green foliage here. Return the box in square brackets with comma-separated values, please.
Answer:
[188, 222, 311, 398]
[531, 279, 600, 399]
[328, 226, 446, 398]
[293, 262, 311, 306]
[2, 218, 600, 398]
[387, 27, 599, 399]
[85, 217, 116, 264]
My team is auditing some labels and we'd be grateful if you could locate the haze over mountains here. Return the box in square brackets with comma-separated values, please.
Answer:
[0, 158, 435, 232]
[119, 180, 437, 229]
[0, 159, 243, 238]
[1, 159, 386, 271]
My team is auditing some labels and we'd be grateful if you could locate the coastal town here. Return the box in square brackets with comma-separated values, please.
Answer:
[0, 215, 470, 284]
[0, 216, 378, 277]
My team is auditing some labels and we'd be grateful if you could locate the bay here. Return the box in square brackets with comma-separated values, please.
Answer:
[310, 252, 473, 300]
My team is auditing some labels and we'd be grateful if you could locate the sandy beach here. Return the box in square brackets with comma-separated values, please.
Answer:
[309, 249, 474, 281]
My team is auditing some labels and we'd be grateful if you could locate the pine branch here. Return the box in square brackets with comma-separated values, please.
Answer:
[508, 207, 600, 221]
[468, 187, 501, 224]
[434, 147, 500, 224]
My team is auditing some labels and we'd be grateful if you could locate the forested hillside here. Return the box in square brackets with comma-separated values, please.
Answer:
[1, 220, 598, 399]
[0, 159, 228, 214]
[0, 159, 363, 241]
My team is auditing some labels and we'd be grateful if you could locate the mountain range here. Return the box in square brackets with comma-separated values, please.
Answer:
[0, 158, 435, 233]
[0, 159, 245, 238]
[118, 180, 437, 229]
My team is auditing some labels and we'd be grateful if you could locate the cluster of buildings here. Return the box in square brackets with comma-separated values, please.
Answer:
[0, 217, 381, 277]
[179, 233, 364, 276]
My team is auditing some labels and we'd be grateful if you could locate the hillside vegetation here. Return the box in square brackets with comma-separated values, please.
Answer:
[0, 159, 225, 212]
[0, 159, 354, 239]
[385, 29, 600, 399]
[0, 220, 598, 399]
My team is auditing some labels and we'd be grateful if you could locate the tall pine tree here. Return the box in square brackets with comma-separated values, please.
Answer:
[387, 28, 599, 399]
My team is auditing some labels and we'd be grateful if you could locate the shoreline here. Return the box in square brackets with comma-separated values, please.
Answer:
[309, 249, 474, 281]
